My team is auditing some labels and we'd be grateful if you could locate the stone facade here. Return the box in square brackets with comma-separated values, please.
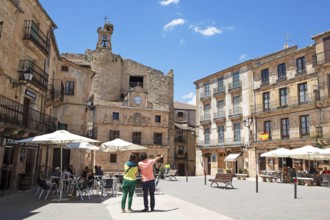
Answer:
[0, 0, 58, 190]
[173, 102, 196, 176]
[195, 31, 330, 177]
[62, 21, 174, 173]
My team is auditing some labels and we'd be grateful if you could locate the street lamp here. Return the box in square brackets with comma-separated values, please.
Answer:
[242, 117, 259, 193]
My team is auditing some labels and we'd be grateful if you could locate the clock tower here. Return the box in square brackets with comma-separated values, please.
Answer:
[96, 17, 113, 51]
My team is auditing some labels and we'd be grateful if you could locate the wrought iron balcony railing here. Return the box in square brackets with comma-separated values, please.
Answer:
[23, 20, 50, 55]
[47, 79, 64, 102]
[252, 92, 317, 114]
[0, 95, 57, 133]
[213, 86, 226, 96]
[18, 60, 49, 91]
[228, 81, 242, 91]
[198, 137, 245, 148]
[312, 49, 330, 66]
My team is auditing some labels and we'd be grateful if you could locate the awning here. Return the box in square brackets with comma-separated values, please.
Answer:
[224, 153, 241, 162]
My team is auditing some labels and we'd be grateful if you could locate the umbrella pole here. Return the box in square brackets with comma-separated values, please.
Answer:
[60, 146, 63, 200]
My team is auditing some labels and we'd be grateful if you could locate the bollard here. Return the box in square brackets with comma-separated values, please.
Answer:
[256, 174, 258, 193]
[294, 177, 297, 199]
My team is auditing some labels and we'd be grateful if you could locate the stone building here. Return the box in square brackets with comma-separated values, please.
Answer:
[195, 30, 330, 177]
[0, 0, 58, 190]
[252, 32, 330, 174]
[62, 19, 174, 172]
[174, 101, 196, 176]
[194, 61, 253, 176]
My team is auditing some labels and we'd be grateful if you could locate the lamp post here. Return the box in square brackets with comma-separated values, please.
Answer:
[243, 117, 258, 193]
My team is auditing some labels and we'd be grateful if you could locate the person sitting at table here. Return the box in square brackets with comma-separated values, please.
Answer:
[95, 166, 104, 176]
[121, 153, 138, 213]
[68, 164, 76, 175]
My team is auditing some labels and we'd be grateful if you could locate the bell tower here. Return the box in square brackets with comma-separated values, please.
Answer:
[96, 17, 113, 51]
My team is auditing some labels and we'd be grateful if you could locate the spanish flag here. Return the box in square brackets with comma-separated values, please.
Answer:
[259, 132, 269, 141]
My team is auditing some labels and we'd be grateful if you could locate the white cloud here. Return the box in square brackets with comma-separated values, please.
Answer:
[240, 54, 248, 60]
[159, 0, 180, 6]
[182, 92, 196, 105]
[190, 25, 222, 37]
[163, 18, 186, 31]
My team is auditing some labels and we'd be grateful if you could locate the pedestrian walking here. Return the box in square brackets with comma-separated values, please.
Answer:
[138, 153, 164, 212]
[121, 153, 138, 213]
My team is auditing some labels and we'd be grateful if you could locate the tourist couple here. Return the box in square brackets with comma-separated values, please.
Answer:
[121, 152, 164, 213]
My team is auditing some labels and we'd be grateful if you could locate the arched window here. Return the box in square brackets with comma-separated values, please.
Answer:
[101, 35, 107, 47]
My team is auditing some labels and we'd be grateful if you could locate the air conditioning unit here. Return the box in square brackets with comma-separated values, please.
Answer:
[269, 75, 276, 85]
[287, 70, 295, 80]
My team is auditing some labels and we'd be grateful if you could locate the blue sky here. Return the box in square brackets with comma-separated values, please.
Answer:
[39, 0, 330, 104]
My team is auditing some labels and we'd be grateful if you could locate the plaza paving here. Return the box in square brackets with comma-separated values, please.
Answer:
[0, 176, 329, 220]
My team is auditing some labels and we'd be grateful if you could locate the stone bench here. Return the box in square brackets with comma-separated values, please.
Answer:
[235, 174, 248, 180]
[294, 177, 314, 186]
[260, 175, 274, 182]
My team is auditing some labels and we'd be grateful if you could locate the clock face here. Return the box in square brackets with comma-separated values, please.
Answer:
[134, 96, 142, 105]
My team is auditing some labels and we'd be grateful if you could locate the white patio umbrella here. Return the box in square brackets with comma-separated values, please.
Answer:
[287, 145, 326, 160]
[67, 142, 99, 174]
[320, 148, 330, 158]
[100, 138, 148, 172]
[260, 148, 291, 158]
[17, 130, 99, 200]
[100, 138, 147, 153]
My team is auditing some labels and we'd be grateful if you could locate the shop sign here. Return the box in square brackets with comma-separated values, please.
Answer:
[25, 89, 37, 99]
[4, 138, 38, 147]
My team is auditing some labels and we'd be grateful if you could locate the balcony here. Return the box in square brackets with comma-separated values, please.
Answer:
[200, 91, 211, 100]
[23, 20, 50, 55]
[252, 92, 317, 114]
[228, 107, 242, 119]
[198, 137, 244, 148]
[200, 114, 211, 125]
[0, 95, 57, 135]
[213, 86, 226, 98]
[175, 137, 187, 143]
[18, 60, 49, 91]
[46, 79, 64, 107]
[313, 49, 330, 66]
[213, 110, 226, 122]
[228, 81, 242, 93]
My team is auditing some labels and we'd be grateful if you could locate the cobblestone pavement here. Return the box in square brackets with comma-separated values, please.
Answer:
[0, 176, 329, 220]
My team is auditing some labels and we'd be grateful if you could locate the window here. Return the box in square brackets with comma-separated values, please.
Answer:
[296, 56, 306, 73]
[218, 125, 224, 144]
[263, 92, 270, 110]
[217, 100, 225, 117]
[101, 35, 107, 47]
[65, 81, 74, 95]
[178, 146, 184, 155]
[110, 154, 117, 163]
[132, 132, 141, 144]
[61, 65, 69, 72]
[129, 76, 143, 88]
[204, 104, 210, 119]
[155, 115, 161, 123]
[261, 68, 269, 84]
[112, 112, 119, 120]
[279, 88, 288, 107]
[233, 123, 240, 142]
[281, 118, 290, 138]
[204, 82, 210, 96]
[109, 130, 120, 140]
[177, 112, 184, 117]
[217, 77, 224, 92]
[233, 96, 240, 114]
[154, 133, 162, 145]
[232, 72, 240, 88]
[277, 63, 286, 80]
[0, 21, 3, 38]
[176, 131, 185, 142]
[204, 128, 210, 144]
[298, 82, 308, 104]
[300, 115, 309, 136]
[264, 121, 272, 140]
